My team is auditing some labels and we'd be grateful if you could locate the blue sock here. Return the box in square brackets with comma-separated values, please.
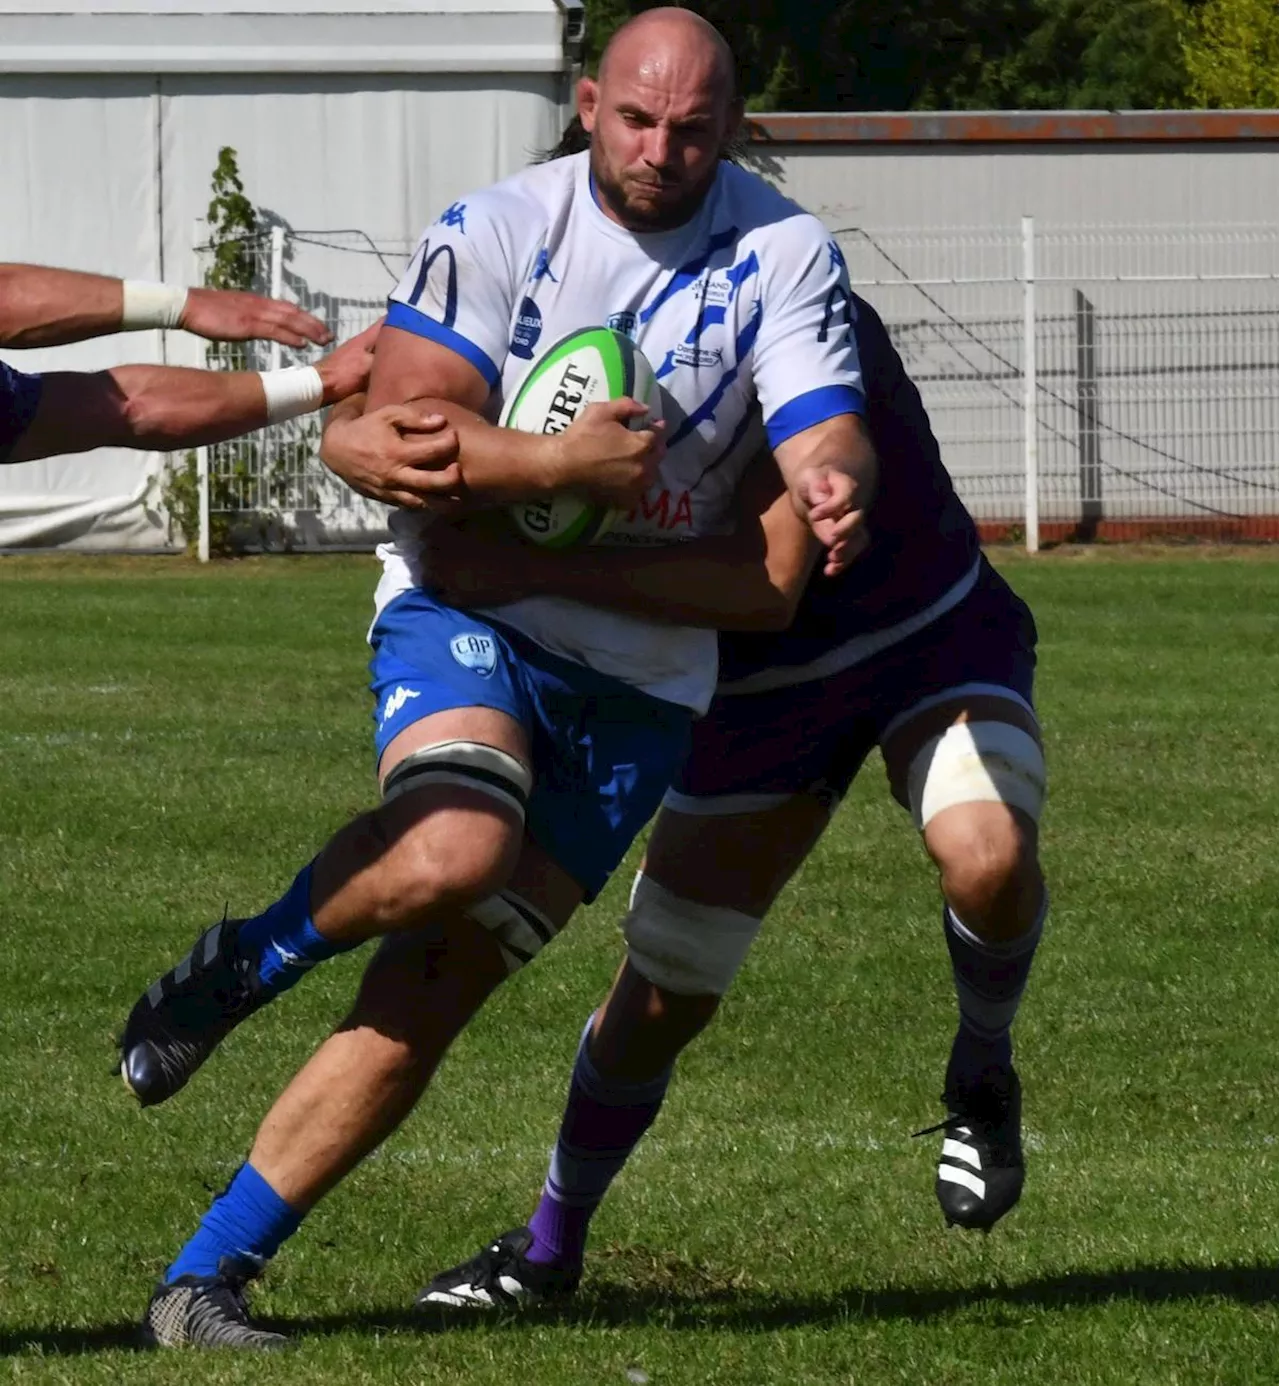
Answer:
[236, 862, 350, 995]
[165, 1163, 303, 1282]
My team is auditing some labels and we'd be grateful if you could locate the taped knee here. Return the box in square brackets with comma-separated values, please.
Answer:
[908, 720, 1046, 831]
[382, 740, 532, 824]
[623, 873, 763, 997]
[464, 890, 560, 974]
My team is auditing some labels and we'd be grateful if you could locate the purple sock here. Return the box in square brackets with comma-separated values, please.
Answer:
[943, 897, 1046, 1091]
[525, 1016, 671, 1269]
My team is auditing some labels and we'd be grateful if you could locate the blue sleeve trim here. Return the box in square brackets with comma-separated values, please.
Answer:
[384, 301, 501, 391]
[0, 361, 44, 463]
[764, 384, 866, 450]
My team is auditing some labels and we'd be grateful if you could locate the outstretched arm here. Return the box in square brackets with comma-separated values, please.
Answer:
[425, 452, 825, 632]
[0, 264, 333, 350]
[6, 324, 385, 463]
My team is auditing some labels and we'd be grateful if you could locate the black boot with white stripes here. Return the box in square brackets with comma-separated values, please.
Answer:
[915, 1067, 1024, 1231]
[417, 1228, 580, 1311]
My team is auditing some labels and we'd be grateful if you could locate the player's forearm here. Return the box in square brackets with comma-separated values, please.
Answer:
[103, 366, 273, 449]
[775, 412, 878, 517]
[477, 525, 812, 631]
[545, 543, 802, 629]
[403, 398, 564, 504]
[0, 265, 129, 347]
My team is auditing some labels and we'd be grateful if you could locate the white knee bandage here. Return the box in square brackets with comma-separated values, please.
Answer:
[623, 872, 764, 997]
[465, 889, 559, 974]
[907, 720, 1046, 831]
[382, 740, 532, 823]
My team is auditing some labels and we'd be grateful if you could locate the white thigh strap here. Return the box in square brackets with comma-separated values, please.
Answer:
[465, 889, 559, 974]
[624, 872, 763, 997]
[382, 740, 532, 821]
[908, 720, 1046, 831]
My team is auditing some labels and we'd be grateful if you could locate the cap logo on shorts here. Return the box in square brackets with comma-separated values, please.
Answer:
[450, 633, 497, 678]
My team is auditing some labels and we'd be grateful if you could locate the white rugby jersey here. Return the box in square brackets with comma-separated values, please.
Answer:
[376, 150, 864, 713]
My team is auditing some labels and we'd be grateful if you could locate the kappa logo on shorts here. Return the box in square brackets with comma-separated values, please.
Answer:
[450, 633, 497, 678]
[381, 685, 422, 725]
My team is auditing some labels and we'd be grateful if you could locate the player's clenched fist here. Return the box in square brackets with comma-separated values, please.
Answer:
[791, 462, 869, 575]
[547, 397, 665, 509]
[321, 392, 461, 510]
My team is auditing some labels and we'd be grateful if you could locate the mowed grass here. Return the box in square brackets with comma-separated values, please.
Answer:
[0, 548, 1274, 1385]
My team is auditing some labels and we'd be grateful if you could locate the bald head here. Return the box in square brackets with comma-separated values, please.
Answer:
[579, 9, 741, 232]
[599, 8, 736, 103]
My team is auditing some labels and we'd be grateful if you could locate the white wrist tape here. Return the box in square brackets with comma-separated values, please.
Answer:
[259, 366, 324, 424]
[120, 280, 188, 330]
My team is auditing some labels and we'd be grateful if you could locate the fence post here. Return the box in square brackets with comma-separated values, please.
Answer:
[268, 225, 286, 373]
[197, 445, 210, 563]
[1074, 289, 1102, 540]
[1021, 215, 1039, 554]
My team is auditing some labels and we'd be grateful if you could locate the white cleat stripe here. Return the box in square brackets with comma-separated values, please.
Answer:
[939, 1164, 986, 1198]
[942, 1137, 982, 1171]
[424, 1287, 494, 1307]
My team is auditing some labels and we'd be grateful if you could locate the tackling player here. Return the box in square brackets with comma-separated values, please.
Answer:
[416, 285, 1049, 1311]
[0, 263, 434, 463]
[117, 7, 875, 1350]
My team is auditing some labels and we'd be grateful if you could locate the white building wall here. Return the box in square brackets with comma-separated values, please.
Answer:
[758, 143, 1278, 228]
[0, 0, 578, 549]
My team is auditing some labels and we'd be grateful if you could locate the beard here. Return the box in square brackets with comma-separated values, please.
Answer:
[589, 143, 718, 232]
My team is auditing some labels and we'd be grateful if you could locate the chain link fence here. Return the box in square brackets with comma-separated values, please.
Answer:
[194, 219, 1277, 552]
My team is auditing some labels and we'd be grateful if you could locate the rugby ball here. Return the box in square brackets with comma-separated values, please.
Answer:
[502, 326, 660, 549]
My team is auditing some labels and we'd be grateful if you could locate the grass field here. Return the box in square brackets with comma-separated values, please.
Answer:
[0, 548, 1274, 1385]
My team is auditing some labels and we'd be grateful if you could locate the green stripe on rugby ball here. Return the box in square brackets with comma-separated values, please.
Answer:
[500, 326, 636, 428]
[503, 326, 659, 550]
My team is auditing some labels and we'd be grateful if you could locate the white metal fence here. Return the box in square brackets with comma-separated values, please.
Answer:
[838, 221, 1278, 545]
[194, 219, 1278, 554]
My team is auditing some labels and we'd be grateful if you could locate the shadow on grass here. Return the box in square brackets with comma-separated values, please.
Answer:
[288, 1260, 1280, 1337]
[3, 1261, 1274, 1356]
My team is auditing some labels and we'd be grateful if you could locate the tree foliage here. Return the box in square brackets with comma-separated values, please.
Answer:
[1182, 0, 1279, 107]
[581, 0, 1275, 110]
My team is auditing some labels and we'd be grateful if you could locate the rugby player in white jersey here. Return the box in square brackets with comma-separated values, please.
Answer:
[326, 136, 1048, 1310]
[0, 263, 399, 461]
[116, 9, 875, 1349]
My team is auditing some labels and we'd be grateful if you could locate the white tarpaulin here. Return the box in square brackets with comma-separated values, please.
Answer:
[0, 0, 581, 548]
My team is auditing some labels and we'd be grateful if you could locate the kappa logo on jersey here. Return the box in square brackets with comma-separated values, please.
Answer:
[437, 202, 467, 234]
[510, 297, 544, 359]
[606, 311, 637, 338]
[450, 633, 498, 677]
[529, 248, 558, 283]
[381, 685, 422, 725]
